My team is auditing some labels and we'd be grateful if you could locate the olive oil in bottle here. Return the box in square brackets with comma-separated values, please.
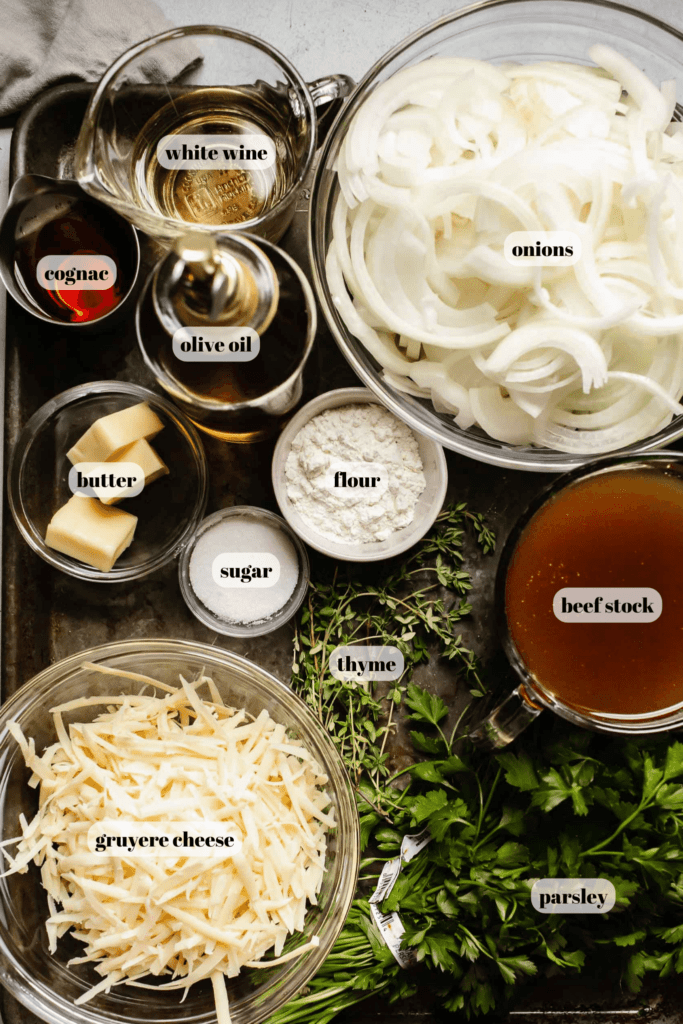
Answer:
[137, 231, 315, 441]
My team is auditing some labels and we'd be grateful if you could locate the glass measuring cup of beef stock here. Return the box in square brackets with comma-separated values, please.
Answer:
[74, 26, 353, 243]
[471, 454, 683, 749]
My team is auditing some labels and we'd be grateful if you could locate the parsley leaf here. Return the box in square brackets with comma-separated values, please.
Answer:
[408, 789, 449, 825]
[405, 682, 449, 726]
[410, 730, 448, 756]
[496, 750, 538, 791]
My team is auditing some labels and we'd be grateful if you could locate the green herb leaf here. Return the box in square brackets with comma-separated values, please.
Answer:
[405, 683, 449, 727]
[496, 750, 539, 791]
[411, 761, 446, 784]
[428, 799, 472, 841]
[664, 741, 683, 780]
[408, 789, 449, 825]
[411, 731, 448, 756]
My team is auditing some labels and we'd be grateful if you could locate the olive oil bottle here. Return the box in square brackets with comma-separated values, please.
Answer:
[137, 231, 316, 441]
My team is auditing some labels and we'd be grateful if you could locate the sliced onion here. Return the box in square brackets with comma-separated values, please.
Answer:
[382, 371, 431, 398]
[326, 248, 411, 375]
[589, 45, 670, 131]
[469, 387, 535, 443]
[606, 370, 683, 415]
[484, 323, 609, 393]
[327, 47, 683, 454]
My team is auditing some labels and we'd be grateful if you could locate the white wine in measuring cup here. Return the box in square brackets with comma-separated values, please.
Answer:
[130, 87, 300, 227]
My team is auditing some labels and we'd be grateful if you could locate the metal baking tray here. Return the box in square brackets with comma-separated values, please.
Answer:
[3, 83, 682, 1024]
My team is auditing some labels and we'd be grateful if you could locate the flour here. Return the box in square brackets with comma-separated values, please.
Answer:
[284, 404, 426, 543]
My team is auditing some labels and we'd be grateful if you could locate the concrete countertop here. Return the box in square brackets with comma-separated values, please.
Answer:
[154, 0, 683, 81]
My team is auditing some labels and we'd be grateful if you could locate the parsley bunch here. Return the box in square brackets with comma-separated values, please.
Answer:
[370, 708, 683, 1016]
[272, 708, 683, 1021]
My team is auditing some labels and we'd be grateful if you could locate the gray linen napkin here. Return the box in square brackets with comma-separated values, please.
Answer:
[0, 0, 198, 116]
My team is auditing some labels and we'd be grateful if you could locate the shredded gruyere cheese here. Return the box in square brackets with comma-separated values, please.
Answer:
[1, 667, 333, 1024]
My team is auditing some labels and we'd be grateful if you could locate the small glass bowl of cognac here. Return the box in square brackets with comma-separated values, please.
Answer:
[0, 175, 140, 329]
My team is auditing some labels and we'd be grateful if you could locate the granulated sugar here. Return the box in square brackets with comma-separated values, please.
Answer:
[189, 517, 299, 624]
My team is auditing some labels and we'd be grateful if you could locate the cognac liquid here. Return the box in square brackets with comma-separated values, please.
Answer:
[13, 193, 135, 323]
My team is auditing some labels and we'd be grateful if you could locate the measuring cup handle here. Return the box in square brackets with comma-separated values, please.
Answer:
[307, 75, 355, 146]
[469, 685, 543, 749]
[308, 74, 355, 108]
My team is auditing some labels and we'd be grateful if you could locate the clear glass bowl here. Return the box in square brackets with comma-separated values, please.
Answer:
[309, 0, 683, 472]
[7, 381, 209, 581]
[178, 506, 311, 636]
[0, 639, 359, 1024]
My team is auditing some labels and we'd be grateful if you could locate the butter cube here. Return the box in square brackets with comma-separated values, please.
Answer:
[46, 496, 137, 572]
[98, 439, 169, 505]
[67, 403, 164, 465]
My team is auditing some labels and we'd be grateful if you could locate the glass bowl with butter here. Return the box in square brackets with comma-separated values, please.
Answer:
[8, 381, 209, 581]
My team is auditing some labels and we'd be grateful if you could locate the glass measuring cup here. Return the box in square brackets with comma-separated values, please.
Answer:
[74, 26, 353, 243]
[471, 453, 683, 748]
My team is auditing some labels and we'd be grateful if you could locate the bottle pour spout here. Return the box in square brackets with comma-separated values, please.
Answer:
[152, 231, 279, 334]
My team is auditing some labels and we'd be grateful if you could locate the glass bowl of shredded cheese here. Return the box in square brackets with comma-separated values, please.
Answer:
[0, 639, 358, 1024]
[310, 0, 683, 471]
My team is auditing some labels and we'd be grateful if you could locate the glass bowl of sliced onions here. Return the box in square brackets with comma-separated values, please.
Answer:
[0, 640, 358, 1024]
[310, 0, 683, 471]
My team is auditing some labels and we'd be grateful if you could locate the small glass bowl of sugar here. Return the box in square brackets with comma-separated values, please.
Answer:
[178, 506, 310, 637]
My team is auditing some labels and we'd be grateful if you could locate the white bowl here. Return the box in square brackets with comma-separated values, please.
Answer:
[272, 388, 448, 562]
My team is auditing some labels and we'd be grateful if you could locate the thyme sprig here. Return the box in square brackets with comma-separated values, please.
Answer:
[290, 503, 494, 790]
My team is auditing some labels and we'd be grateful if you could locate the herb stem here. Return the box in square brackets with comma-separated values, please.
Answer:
[472, 766, 503, 850]
[582, 798, 651, 857]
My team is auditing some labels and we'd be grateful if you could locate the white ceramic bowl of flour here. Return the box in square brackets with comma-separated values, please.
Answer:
[272, 388, 448, 562]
